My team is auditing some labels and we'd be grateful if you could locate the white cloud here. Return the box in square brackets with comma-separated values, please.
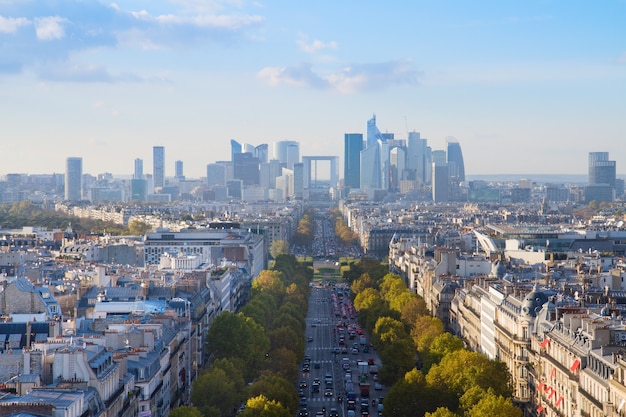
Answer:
[0, 15, 30, 33]
[257, 60, 420, 94]
[34, 16, 67, 40]
[297, 38, 338, 54]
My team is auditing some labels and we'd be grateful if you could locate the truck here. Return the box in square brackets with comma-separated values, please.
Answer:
[357, 361, 369, 376]
[359, 382, 370, 398]
[359, 335, 367, 346]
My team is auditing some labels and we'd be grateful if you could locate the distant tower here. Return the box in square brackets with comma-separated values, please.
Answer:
[344, 133, 363, 189]
[65, 157, 83, 201]
[231, 139, 242, 162]
[153, 146, 165, 189]
[233, 152, 260, 185]
[586, 151, 616, 202]
[175, 160, 184, 180]
[366, 114, 384, 148]
[407, 131, 428, 183]
[446, 137, 465, 183]
[588, 152, 615, 186]
[272, 141, 300, 170]
[134, 158, 143, 180]
[432, 162, 449, 203]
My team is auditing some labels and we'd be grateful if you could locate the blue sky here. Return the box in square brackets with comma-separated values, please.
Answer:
[1, 0, 625, 178]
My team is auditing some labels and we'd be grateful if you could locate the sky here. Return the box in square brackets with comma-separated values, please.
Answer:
[1, 0, 625, 179]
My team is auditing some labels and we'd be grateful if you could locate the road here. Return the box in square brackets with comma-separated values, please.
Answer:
[299, 282, 386, 417]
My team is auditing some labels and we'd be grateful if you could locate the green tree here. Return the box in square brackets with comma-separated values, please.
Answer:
[426, 350, 513, 400]
[270, 240, 290, 259]
[191, 365, 244, 416]
[466, 391, 522, 417]
[169, 406, 204, 417]
[205, 311, 270, 380]
[425, 408, 459, 417]
[247, 373, 299, 415]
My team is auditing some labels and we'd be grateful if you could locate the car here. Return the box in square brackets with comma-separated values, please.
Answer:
[314, 362, 321, 369]
[324, 389, 334, 397]
[299, 408, 309, 417]
[374, 382, 382, 390]
[298, 389, 306, 397]
[299, 380, 308, 388]
[299, 398, 308, 407]
[329, 408, 339, 417]
[351, 348, 359, 355]
[307, 336, 314, 342]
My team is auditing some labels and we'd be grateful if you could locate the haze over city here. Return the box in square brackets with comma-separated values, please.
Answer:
[1, 0, 625, 178]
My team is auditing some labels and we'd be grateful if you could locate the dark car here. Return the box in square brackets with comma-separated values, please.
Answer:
[299, 408, 309, 417]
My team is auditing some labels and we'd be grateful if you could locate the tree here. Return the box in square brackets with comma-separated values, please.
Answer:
[270, 240, 290, 259]
[247, 373, 299, 415]
[399, 295, 429, 327]
[241, 395, 292, 417]
[191, 365, 244, 416]
[466, 391, 522, 417]
[205, 311, 270, 380]
[425, 408, 459, 417]
[426, 350, 513, 400]
[128, 219, 152, 235]
[422, 333, 464, 371]
[169, 406, 204, 417]
[411, 315, 445, 353]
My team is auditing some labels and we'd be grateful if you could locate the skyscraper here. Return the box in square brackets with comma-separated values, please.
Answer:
[65, 157, 83, 201]
[344, 133, 363, 189]
[446, 137, 465, 183]
[586, 151, 616, 203]
[134, 158, 143, 180]
[407, 131, 429, 183]
[231, 139, 242, 162]
[233, 152, 260, 185]
[366, 114, 384, 148]
[432, 162, 449, 203]
[175, 160, 184, 180]
[153, 146, 165, 189]
[272, 140, 300, 170]
[588, 152, 616, 186]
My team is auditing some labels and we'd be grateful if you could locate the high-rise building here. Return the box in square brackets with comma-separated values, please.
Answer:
[65, 157, 83, 201]
[432, 162, 449, 203]
[231, 139, 242, 162]
[175, 160, 184, 180]
[344, 133, 363, 189]
[366, 114, 384, 148]
[134, 158, 143, 180]
[389, 147, 406, 191]
[293, 162, 304, 199]
[587, 151, 616, 203]
[207, 163, 226, 186]
[360, 143, 380, 190]
[153, 146, 165, 189]
[130, 179, 146, 201]
[272, 141, 300, 170]
[446, 137, 465, 183]
[233, 152, 260, 185]
[255, 144, 269, 164]
[407, 131, 429, 183]
[588, 152, 616, 186]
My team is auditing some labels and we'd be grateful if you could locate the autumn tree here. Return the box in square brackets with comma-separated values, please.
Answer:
[241, 395, 292, 417]
[270, 240, 290, 259]
[411, 315, 445, 354]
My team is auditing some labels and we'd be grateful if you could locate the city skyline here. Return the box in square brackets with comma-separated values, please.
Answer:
[1, 1, 625, 178]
